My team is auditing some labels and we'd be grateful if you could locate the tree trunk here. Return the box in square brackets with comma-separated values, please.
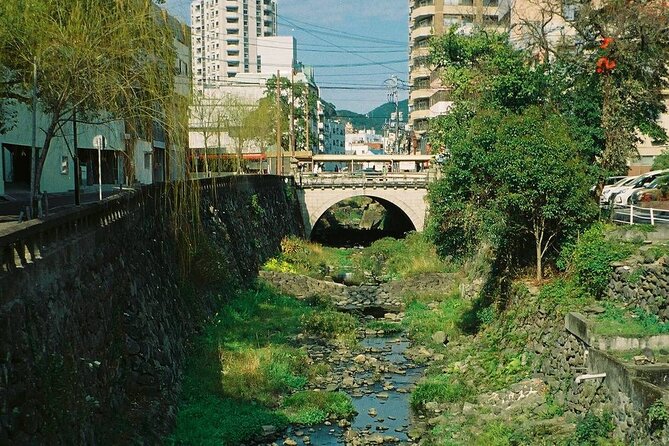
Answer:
[536, 239, 543, 282]
[33, 117, 60, 200]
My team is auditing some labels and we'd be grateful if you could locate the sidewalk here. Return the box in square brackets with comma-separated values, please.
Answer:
[0, 186, 126, 220]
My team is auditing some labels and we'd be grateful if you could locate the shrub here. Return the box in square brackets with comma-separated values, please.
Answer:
[648, 400, 669, 432]
[571, 224, 634, 298]
[570, 412, 614, 445]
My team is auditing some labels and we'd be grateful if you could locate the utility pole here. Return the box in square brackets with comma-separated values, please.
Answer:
[305, 89, 310, 154]
[275, 70, 282, 175]
[290, 69, 295, 157]
[73, 107, 81, 205]
[30, 59, 37, 217]
[385, 75, 400, 154]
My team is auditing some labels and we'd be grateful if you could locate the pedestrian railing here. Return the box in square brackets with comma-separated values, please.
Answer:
[611, 203, 669, 226]
[298, 172, 432, 189]
[0, 176, 295, 274]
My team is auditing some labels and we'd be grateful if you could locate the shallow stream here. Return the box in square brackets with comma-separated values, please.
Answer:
[277, 333, 423, 446]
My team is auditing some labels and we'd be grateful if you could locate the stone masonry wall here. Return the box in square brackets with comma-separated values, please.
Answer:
[0, 176, 303, 445]
[606, 253, 669, 321]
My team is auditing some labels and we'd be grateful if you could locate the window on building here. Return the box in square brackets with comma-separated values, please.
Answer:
[144, 153, 151, 170]
[443, 15, 461, 26]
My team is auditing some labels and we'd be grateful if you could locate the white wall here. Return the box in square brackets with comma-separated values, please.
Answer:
[257, 36, 296, 75]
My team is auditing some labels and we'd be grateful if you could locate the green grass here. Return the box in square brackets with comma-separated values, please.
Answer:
[366, 320, 403, 334]
[280, 391, 355, 425]
[594, 304, 669, 337]
[301, 309, 359, 345]
[169, 284, 319, 445]
[219, 345, 309, 405]
[411, 373, 473, 409]
[403, 291, 469, 349]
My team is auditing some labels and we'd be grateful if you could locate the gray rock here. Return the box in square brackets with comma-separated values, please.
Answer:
[431, 331, 447, 345]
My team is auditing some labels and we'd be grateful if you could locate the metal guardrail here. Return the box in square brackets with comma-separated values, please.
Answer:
[611, 204, 669, 226]
[297, 172, 433, 189]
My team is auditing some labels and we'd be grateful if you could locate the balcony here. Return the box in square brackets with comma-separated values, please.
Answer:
[410, 88, 434, 101]
[411, 5, 435, 22]
[430, 69, 444, 88]
[411, 25, 432, 41]
[410, 109, 434, 121]
[411, 46, 430, 58]
[410, 66, 431, 79]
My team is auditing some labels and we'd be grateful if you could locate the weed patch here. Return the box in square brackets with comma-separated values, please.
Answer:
[281, 391, 355, 425]
[366, 320, 403, 334]
[403, 291, 469, 349]
[170, 284, 315, 445]
[595, 304, 669, 337]
[411, 374, 472, 409]
[301, 309, 358, 345]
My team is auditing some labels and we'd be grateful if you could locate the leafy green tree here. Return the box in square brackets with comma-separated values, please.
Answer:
[574, 0, 669, 175]
[265, 75, 319, 152]
[427, 30, 597, 279]
[652, 150, 669, 171]
[0, 0, 176, 200]
[428, 106, 596, 280]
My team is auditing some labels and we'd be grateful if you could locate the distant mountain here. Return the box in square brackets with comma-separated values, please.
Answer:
[335, 99, 409, 133]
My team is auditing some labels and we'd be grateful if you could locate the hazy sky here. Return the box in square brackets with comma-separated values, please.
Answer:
[162, 0, 409, 114]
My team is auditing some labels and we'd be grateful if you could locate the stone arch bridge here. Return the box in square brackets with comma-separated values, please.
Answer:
[296, 155, 436, 238]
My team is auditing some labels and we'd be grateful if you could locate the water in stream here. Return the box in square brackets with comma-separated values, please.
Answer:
[276, 334, 423, 446]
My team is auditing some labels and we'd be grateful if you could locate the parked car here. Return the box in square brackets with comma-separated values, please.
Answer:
[611, 170, 669, 205]
[600, 176, 638, 207]
[629, 173, 669, 204]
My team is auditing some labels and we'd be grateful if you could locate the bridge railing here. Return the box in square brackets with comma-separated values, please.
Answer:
[297, 171, 434, 189]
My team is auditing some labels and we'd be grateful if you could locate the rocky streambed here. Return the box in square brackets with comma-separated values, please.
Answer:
[255, 272, 462, 446]
[274, 316, 424, 446]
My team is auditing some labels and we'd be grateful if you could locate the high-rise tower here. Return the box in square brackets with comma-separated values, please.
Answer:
[408, 0, 508, 151]
[191, 0, 277, 93]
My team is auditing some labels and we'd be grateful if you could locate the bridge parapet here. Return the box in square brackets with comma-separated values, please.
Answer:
[298, 171, 435, 190]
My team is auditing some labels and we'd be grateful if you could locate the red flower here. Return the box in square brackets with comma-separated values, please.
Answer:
[596, 56, 616, 74]
[600, 37, 614, 49]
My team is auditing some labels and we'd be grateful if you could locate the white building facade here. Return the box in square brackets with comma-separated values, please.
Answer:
[191, 0, 277, 93]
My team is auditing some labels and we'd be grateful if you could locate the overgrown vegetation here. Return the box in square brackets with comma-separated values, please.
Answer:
[301, 309, 358, 345]
[263, 232, 452, 282]
[281, 391, 355, 425]
[169, 284, 353, 445]
[594, 304, 669, 337]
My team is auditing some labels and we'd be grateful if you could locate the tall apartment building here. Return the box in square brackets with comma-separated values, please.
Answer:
[408, 0, 509, 151]
[191, 0, 277, 93]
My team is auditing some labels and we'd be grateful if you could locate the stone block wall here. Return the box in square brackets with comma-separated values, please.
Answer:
[0, 176, 303, 444]
[606, 254, 669, 320]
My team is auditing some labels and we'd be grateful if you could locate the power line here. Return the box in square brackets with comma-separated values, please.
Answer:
[277, 14, 407, 46]
[278, 16, 406, 74]
[311, 60, 408, 68]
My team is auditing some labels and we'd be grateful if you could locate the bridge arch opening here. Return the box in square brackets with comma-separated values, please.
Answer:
[310, 195, 416, 247]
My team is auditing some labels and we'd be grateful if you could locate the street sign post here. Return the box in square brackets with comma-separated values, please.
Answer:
[92, 135, 106, 201]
